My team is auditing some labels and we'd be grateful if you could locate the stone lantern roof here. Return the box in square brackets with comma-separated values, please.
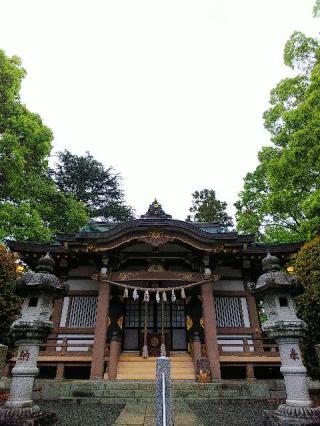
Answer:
[15, 253, 69, 297]
[249, 251, 302, 295]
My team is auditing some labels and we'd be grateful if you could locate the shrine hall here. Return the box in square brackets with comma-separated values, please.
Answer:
[5, 201, 302, 382]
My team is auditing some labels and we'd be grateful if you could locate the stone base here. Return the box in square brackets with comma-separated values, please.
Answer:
[0, 405, 57, 425]
[264, 404, 320, 425]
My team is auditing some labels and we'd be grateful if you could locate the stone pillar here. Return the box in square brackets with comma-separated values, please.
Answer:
[156, 357, 172, 426]
[0, 344, 7, 378]
[249, 251, 320, 425]
[201, 282, 221, 380]
[90, 282, 111, 380]
[0, 253, 67, 426]
[6, 327, 50, 409]
[107, 332, 121, 380]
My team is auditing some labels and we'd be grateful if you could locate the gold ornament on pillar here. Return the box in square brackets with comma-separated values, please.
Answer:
[106, 316, 111, 327]
[200, 317, 205, 328]
[186, 315, 193, 331]
[117, 316, 123, 329]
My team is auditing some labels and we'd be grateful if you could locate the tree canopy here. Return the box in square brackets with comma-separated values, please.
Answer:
[0, 244, 21, 359]
[294, 236, 320, 379]
[52, 150, 134, 222]
[0, 49, 88, 241]
[235, 32, 320, 242]
[187, 189, 233, 226]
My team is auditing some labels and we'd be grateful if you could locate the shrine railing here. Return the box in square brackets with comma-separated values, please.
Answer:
[195, 336, 279, 358]
[36, 336, 110, 357]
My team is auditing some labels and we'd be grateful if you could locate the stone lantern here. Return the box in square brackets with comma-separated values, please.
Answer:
[0, 253, 68, 426]
[249, 251, 320, 425]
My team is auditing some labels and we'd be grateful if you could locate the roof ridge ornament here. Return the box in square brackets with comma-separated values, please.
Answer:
[141, 199, 172, 219]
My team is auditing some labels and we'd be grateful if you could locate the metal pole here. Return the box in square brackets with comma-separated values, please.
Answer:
[162, 372, 166, 426]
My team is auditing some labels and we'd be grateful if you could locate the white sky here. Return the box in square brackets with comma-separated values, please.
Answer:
[1, 1, 319, 220]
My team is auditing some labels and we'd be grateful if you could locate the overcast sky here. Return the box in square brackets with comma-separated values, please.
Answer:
[1, 1, 319, 220]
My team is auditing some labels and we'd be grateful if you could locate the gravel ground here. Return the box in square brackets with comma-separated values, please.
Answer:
[37, 401, 125, 426]
[189, 400, 279, 426]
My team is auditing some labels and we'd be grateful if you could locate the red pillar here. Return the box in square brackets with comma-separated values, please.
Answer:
[191, 332, 202, 376]
[201, 282, 221, 379]
[90, 282, 111, 380]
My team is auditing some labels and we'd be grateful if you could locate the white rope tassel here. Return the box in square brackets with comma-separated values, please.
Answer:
[124, 287, 128, 298]
[142, 344, 149, 358]
[162, 291, 167, 302]
[171, 289, 176, 302]
[156, 290, 160, 303]
[144, 289, 150, 302]
[181, 287, 186, 299]
[133, 288, 139, 301]
[160, 343, 166, 357]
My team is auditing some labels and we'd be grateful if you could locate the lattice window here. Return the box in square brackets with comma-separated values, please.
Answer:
[124, 300, 140, 327]
[66, 297, 97, 327]
[215, 297, 244, 328]
[171, 301, 186, 327]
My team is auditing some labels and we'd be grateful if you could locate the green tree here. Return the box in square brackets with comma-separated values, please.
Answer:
[187, 189, 233, 226]
[0, 244, 21, 359]
[235, 32, 320, 242]
[294, 236, 320, 380]
[52, 150, 134, 221]
[0, 49, 88, 241]
[314, 0, 320, 17]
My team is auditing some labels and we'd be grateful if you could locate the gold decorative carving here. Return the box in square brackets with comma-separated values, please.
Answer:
[148, 263, 165, 272]
[179, 273, 193, 282]
[106, 316, 111, 327]
[186, 315, 193, 330]
[150, 336, 159, 347]
[138, 232, 174, 247]
[200, 317, 205, 328]
[117, 315, 123, 329]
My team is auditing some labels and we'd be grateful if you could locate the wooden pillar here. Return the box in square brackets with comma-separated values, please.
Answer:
[246, 363, 255, 380]
[90, 282, 111, 380]
[56, 363, 64, 380]
[107, 332, 121, 380]
[243, 259, 263, 354]
[191, 332, 202, 376]
[201, 282, 221, 379]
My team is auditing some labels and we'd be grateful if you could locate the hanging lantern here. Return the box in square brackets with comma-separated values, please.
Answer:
[162, 291, 167, 302]
[133, 288, 139, 301]
[144, 289, 150, 302]
[181, 287, 186, 299]
[156, 291, 160, 303]
[123, 287, 129, 298]
[171, 289, 176, 302]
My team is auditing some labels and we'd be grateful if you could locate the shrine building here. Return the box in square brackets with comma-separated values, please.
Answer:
[6, 200, 302, 382]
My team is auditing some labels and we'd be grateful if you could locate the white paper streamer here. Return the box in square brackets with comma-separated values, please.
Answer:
[133, 288, 139, 301]
[143, 289, 150, 302]
[181, 288, 186, 299]
[156, 291, 160, 303]
[162, 291, 167, 302]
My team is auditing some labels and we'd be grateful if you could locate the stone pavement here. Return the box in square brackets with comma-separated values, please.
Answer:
[114, 400, 203, 426]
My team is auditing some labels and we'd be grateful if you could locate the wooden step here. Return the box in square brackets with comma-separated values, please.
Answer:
[116, 352, 195, 380]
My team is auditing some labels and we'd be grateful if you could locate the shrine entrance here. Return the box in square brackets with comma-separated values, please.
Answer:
[122, 298, 187, 354]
